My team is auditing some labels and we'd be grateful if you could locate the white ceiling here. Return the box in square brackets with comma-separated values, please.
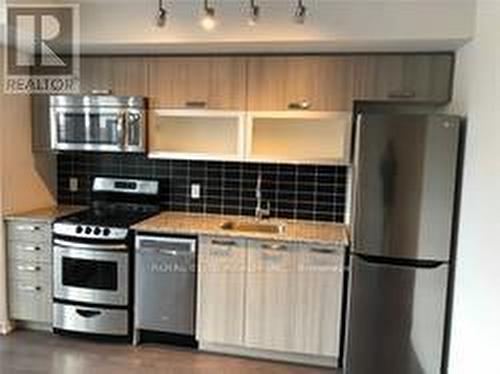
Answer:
[2, 0, 476, 54]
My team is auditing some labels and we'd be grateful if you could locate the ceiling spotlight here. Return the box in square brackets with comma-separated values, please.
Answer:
[156, 0, 167, 27]
[201, 0, 216, 30]
[248, 0, 260, 26]
[293, 0, 307, 24]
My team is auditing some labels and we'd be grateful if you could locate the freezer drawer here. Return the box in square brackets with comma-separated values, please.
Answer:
[135, 236, 196, 336]
[346, 255, 449, 374]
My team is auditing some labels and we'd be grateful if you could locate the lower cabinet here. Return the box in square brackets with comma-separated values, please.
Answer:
[197, 236, 345, 365]
[197, 237, 246, 345]
[245, 240, 298, 352]
[6, 219, 53, 324]
[293, 245, 344, 357]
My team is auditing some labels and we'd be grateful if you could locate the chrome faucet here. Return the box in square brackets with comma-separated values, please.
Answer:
[255, 172, 271, 220]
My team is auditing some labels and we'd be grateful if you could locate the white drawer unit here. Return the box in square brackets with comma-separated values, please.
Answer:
[6, 219, 53, 324]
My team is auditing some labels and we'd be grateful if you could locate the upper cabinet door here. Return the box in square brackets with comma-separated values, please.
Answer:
[247, 56, 354, 111]
[147, 57, 247, 109]
[353, 54, 454, 103]
[79, 57, 147, 96]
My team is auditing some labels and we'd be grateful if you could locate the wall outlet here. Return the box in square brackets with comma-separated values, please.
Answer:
[69, 177, 79, 192]
[191, 183, 201, 200]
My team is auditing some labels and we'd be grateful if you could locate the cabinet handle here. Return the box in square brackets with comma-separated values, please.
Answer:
[261, 243, 288, 251]
[91, 89, 112, 95]
[185, 101, 207, 108]
[16, 225, 41, 232]
[211, 239, 237, 246]
[310, 247, 339, 254]
[387, 90, 416, 99]
[18, 245, 41, 252]
[288, 100, 311, 110]
[16, 265, 41, 272]
[18, 285, 41, 292]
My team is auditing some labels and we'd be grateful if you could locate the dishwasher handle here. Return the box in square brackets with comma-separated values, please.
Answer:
[136, 236, 197, 255]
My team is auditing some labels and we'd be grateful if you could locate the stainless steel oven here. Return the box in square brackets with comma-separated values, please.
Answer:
[53, 238, 129, 306]
[50, 95, 147, 153]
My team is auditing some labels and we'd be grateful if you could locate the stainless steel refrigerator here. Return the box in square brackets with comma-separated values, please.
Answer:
[345, 113, 463, 374]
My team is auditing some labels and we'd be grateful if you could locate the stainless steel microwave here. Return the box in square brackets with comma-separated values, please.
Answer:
[49, 95, 147, 153]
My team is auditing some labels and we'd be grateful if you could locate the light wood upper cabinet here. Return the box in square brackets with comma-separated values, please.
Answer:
[147, 57, 247, 109]
[247, 56, 355, 111]
[197, 236, 247, 345]
[353, 54, 453, 103]
[79, 56, 147, 96]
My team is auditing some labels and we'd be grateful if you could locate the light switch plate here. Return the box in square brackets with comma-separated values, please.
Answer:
[69, 177, 78, 192]
[191, 183, 201, 199]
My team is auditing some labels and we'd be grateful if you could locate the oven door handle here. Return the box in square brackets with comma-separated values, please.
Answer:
[54, 239, 128, 251]
[76, 309, 102, 318]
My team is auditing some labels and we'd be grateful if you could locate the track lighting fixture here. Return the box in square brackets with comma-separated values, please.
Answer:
[293, 0, 307, 24]
[201, 0, 216, 30]
[248, 0, 260, 26]
[156, 0, 167, 27]
[154, 1, 308, 29]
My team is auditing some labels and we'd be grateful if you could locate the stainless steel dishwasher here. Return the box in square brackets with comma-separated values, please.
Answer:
[134, 235, 197, 344]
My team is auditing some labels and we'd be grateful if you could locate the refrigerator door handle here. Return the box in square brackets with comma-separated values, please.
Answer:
[351, 113, 364, 245]
[355, 253, 446, 269]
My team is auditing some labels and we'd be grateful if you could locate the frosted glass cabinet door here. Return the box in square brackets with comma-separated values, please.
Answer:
[246, 111, 352, 165]
[148, 110, 246, 160]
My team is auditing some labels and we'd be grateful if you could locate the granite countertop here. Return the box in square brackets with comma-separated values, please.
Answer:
[133, 212, 349, 246]
[5, 205, 86, 223]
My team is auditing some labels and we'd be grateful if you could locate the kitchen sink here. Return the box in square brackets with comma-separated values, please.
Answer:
[220, 220, 286, 234]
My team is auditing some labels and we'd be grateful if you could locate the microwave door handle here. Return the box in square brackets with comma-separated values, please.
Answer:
[123, 111, 129, 149]
[117, 110, 126, 149]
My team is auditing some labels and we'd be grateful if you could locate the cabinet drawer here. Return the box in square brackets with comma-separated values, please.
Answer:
[8, 260, 51, 283]
[7, 221, 50, 243]
[8, 241, 51, 263]
[8, 281, 51, 323]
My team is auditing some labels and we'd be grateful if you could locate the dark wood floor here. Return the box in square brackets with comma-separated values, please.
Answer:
[0, 330, 339, 374]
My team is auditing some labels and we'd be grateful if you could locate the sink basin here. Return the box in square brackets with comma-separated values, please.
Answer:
[220, 221, 286, 234]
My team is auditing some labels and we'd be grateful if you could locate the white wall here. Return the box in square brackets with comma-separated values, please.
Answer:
[5, 0, 475, 53]
[0, 32, 56, 332]
[449, 1, 500, 373]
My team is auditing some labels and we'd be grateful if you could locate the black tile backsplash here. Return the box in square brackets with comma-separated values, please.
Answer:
[57, 153, 348, 223]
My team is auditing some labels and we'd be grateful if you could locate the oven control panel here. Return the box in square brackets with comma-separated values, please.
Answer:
[53, 223, 128, 240]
